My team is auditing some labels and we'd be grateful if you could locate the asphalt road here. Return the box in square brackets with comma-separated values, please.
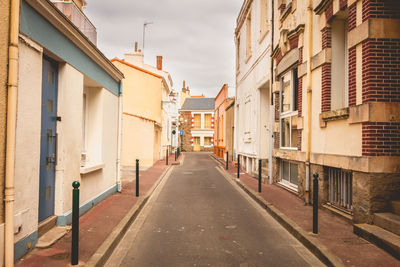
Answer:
[106, 153, 324, 267]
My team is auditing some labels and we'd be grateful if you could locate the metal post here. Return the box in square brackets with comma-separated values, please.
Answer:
[71, 181, 80, 265]
[237, 155, 240, 179]
[313, 172, 319, 234]
[259, 159, 262, 193]
[136, 159, 139, 197]
[226, 151, 229, 170]
[166, 148, 168, 165]
[175, 150, 177, 161]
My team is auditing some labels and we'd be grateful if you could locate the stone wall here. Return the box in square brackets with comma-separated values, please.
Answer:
[179, 111, 192, 152]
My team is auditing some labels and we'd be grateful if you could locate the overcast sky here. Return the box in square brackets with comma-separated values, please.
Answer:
[84, 0, 242, 97]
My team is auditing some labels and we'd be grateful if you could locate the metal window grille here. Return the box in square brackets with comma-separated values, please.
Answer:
[328, 167, 353, 213]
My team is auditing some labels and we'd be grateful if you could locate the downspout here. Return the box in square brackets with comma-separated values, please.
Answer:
[305, 0, 313, 204]
[268, 0, 274, 184]
[116, 83, 123, 192]
[5, 0, 20, 265]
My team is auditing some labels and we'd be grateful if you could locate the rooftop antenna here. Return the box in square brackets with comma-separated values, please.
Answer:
[142, 20, 153, 51]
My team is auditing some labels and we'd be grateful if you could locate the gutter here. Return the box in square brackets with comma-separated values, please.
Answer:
[116, 83, 123, 192]
[268, 0, 274, 184]
[5, 0, 21, 265]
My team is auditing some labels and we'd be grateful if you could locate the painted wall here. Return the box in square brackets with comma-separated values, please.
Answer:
[225, 100, 235, 161]
[214, 85, 228, 148]
[235, 0, 271, 160]
[14, 38, 43, 244]
[113, 60, 162, 169]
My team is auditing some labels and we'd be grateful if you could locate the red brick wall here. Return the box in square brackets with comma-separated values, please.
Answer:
[362, 122, 400, 156]
[362, 0, 400, 22]
[348, 3, 357, 31]
[340, 0, 348, 9]
[325, 2, 334, 21]
[179, 111, 193, 151]
[362, 38, 400, 103]
[298, 77, 303, 117]
[321, 63, 332, 112]
[276, 51, 283, 66]
[348, 47, 357, 106]
[321, 27, 332, 50]
[289, 36, 299, 50]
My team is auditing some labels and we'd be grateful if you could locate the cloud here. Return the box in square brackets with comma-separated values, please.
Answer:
[84, 0, 242, 97]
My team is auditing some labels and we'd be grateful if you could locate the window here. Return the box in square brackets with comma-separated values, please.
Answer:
[246, 11, 252, 58]
[204, 137, 212, 146]
[280, 160, 298, 188]
[331, 19, 349, 110]
[327, 167, 353, 213]
[280, 68, 299, 149]
[194, 114, 201, 129]
[204, 114, 212, 129]
[260, 0, 268, 36]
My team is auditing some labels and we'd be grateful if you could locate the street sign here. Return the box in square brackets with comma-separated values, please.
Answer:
[180, 131, 184, 136]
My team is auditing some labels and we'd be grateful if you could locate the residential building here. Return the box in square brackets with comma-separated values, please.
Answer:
[179, 98, 215, 152]
[225, 98, 236, 162]
[235, 0, 273, 178]
[214, 84, 229, 158]
[271, 0, 400, 239]
[112, 55, 165, 171]
[117, 47, 177, 158]
[12, 0, 124, 261]
[0, 1, 10, 263]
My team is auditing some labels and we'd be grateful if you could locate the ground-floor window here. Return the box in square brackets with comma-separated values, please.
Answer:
[280, 160, 298, 190]
[204, 137, 212, 146]
[327, 167, 353, 213]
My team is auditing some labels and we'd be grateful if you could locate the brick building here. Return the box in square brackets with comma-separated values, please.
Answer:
[179, 98, 215, 152]
[269, 0, 399, 253]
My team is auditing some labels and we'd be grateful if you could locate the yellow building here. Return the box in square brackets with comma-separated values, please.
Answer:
[112, 58, 167, 174]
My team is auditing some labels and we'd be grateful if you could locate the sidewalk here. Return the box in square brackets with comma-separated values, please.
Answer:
[16, 154, 179, 267]
[214, 154, 399, 267]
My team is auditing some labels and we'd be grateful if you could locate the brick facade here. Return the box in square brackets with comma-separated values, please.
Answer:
[348, 47, 357, 106]
[362, 0, 400, 22]
[362, 122, 400, 156]
[362, 38, 400, 103]
[321, 63, 332, 112]
[321, 27, 331, 50]
[348, 3, 357, 31]
[180, 111, 193, 151]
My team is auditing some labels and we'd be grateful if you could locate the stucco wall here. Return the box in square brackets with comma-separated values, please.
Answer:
[121, 114, 156, 169]
[14, 39, 43, 243]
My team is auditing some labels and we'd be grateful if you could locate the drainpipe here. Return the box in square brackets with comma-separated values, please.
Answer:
[5, 0, 21, 265]
[305, 0, 313, 204]
[116, 83, 123, 192]
[268, 0, 274, 185]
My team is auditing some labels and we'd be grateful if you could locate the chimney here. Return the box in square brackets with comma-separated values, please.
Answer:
[124, 50, 144, 66]
[182, 80, 186, 90]
[134, 42, 138, 52]
[156, 56, 163, 71]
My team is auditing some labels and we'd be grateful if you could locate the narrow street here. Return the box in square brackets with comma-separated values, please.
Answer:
[106, 153, 324, 267]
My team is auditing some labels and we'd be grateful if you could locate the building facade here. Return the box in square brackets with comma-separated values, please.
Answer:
[214, 84, 229, 158]
[235, 0, 273, 178]
[11, 0, 124, 261]
[225, 98, 236, 162]
[271, 0, 400, 230]
[179, 98, 215, 152]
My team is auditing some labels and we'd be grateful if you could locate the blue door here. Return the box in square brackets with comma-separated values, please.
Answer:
[39, 57, 58, 222]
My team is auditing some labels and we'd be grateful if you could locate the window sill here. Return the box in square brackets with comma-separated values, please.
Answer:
[80, 162, 105, 175]
[258, 29, 269, 44]
[278, 181, 298, 193]
[320, 107, 350, 127]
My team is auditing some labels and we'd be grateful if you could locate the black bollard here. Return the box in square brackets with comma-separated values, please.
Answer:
[166, 148, 168, 165]
[237, 155, 240, 179]
[226, 151, 229, 170]
[175, 150, 177, 161]
[313, 172, 319, 234]
[258, 159, 262, 193]
[71, 181, 80, 265]
[136, 159, 139, 197]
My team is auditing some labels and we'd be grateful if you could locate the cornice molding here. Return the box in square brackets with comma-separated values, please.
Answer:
[314, 0, 333, 15]
[235, 0, 253, 35]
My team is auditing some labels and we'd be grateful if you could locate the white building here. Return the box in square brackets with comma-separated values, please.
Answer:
[234, 0, 273, 178]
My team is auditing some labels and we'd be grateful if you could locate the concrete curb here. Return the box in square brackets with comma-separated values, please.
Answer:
[85, 164, 174, 267]
[211, 158, 345, 267]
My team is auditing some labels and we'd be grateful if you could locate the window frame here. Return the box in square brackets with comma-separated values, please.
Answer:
[279, 68, 299, 150]
[279, 160, 298, 191]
